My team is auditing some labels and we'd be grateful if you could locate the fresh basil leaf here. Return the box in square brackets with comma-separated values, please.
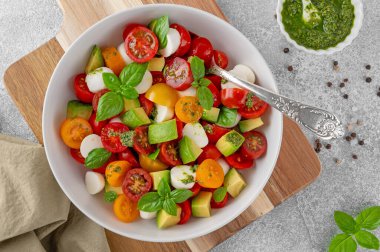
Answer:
[148, 16, 169, 49]
[170, 189, 193, 203]
[119, 62, 148, 87]
[148, 149, 160, 160]
[191, 80, 199, 88]
[216, 107, 238, 127]
[163, 198, 177, 216]
[213, 187, 227, 203]
[329, 234, 357, 252]
[158, 179, 171, 197]
[138, 192, 163, 212]
[121, 87, 139, 99]
[120, 131, 135, 147]
[356, 206, 380, 230]
[199, 78, 211, 87]
[334, 211, 358, 234]
[102, 72, 121, 92]
[197, 86, 213, 110]
[96, 92, 124, 121]
[355, 230, 380, 250]
[85, 148, 111, 169]
[104, 191, 118, 203]
[190, 56, 205, 81]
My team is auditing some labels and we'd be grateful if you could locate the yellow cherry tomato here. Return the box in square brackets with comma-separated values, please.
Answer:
[113, 194, 139, 223]
[139, 154, 168, 172]
[196, 159, 224, 188]
[60, 118, 93, 149]
[175, 96, 203, 123]
[145, 83, 179, 107]
[105, 161, 131, 187]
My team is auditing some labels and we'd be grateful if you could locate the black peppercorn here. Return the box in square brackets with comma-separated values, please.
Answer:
[327, 82, 332, 87]
[352, 154, 358, 160]
[326, 144, 332, 149]
[339, 83, 345, 88]
[351, 132, 356, 138]
[283, 48, 289, 53]
[358, 140, 364, 145]
[315, 148, 320, 153]
[345, 136, 352, 141]
[366, 77, 372, 83]
[343, 78, 348, 82]
[366, 65, 371, 70]
[343, 94, 349, 99]
[288, 65, 293, 71]
[333, 61, 338, 66]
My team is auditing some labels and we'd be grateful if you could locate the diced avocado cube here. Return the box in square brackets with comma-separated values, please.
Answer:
[216, 130, 245, 157]
[148, 57, 165, 72]
[121, 107, 150, 129]
[201, 107, 220, 123]
[156, 206, 181, 229]
[85, 45, 104, 74]
[150, 170, 170, 190]
[123, 98, 140, 112]
[105, 182, 123, 195]
[238, 118, 264, 133]
[179, 136, 203, 164]
[224, 168, 247, 198]
[191, 191, 212, 217]
[148, 119, 178, 144]
[66, 100, 93, 120]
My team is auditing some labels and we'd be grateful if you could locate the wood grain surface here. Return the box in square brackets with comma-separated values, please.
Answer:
[3, 0, 321, 251]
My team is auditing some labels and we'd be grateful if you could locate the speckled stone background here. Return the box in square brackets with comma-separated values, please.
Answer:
[1, 0, 379, 251]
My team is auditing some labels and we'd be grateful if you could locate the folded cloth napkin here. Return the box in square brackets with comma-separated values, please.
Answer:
[0, 134, 110, 252]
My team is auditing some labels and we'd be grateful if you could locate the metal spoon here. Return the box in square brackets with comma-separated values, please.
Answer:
[208, 65, 345, 140]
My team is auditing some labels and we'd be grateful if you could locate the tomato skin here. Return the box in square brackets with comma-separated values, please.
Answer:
[170, 24, 191, 57]
[88, 113, 109, 135]
[70, 148, 85, 164]
[178, 200, 192, 225]
[175, 96, 203, 123]
[93, 154, 117, 174]
[60, 118, 93, 149]
[139, 154, 168, 172]
[101, 123, 129, 153]
[113, 194, 139, 223]
[125, 26, 158, 63]
[213, 50, 229, 69]
[201, 122, 230, 144]
[122, 168, 153, 202]
[241, 131, 267, 159]
[197, 145, 221, 164]
[175, 117, 184, 139]
[133, 126, 155, 155]
[117, 148, 139, 168]
[122, 23, 144, 41]
[221, 88, 248, 108]
[159, 141, 182, 166]
[190, 183, 201, 197]
[138, 94, 154, 116]
[151, 71, 165, 84]
[74, 73, 94, 103]
[205, 75, 222, 90]
[164, 57, 193, 91]
[196, 159, 224, 188]
[188, 37, 213, 67]
[207, 83, 221, 107]
[225, 152, 255, 169]
[92, 89, 109, 112]
[238, 95, 269, 119]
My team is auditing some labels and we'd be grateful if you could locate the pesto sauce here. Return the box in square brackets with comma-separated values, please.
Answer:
[281, 0, 355, 50]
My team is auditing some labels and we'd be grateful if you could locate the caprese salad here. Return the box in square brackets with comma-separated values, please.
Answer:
[60, 16, 269, 229]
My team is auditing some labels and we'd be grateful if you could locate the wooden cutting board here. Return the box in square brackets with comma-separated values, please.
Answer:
[3, 0, 321, 251]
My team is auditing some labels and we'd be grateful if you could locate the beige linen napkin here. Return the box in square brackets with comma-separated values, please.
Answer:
[0, 134, 110, 252]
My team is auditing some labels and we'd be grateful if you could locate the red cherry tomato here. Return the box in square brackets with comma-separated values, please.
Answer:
[189, 31, 199, 40]
[118, 148, 139, 168]
[207, 83, 221, 107]
[122, 23, 144, 41]
[125, 26, 158, 63]
[178, 200, 192, 225]
[188, 37, 213, 67]
[175, 117, 184, 139]
[210, 188, 229, 208]
[205, 75, 222, 90]
[225, 152, 255, 169]
[138, 94, 154, 116]
[213, 50, 229, 69]
[221, 88, 248, 108]
[164, 57, 193, 91]
[170, 23, 191, 57]
[93, 154, 117, 174]
[133, 126, 155, 155]
[70, 148, 85, 164]
[190, 183, 201, 197]
[122, 168, 152, 202]
[158, 141, 182, 166]
[241, 131, 267, 159]
[74, 73, 94, 103]
[151, 71, 165, 84]
[197, 145, 221, 164]
[201, 122, 230, 144]
[101, 123, 129, 153]
[88, 113, 109, 135]
[238, 94, 269, 119]
[92, 89, 109, 112]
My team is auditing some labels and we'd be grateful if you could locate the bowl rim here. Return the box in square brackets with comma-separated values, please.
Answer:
[43, 3, 283, 242]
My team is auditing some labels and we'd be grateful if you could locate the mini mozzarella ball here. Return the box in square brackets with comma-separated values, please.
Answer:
[85, 67, 113, 93]
[85, 171, 105, 195]
[117, 42, 133, 64]
[182, 122, 208, 148]
[170, 165, 196, 189]
[154, 104, 174, 123]
[140, 210, 157, 219]
[80, 134, 103, 158]
[217, 158, 230, 175]
[159, 28, 181, 57]
[135, 71, 153, 94]
[178, 86, 197, 97]
[221, 68, 248, 90]
[109, 117, 122, 123]
[233, 64, 256, 83]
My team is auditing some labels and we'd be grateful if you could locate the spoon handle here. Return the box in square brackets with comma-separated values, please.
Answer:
[208, 65, 345, 140]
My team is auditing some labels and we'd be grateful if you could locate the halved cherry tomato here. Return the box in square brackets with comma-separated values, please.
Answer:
[170, 24, 191, 57]
[238, 93, 269, 119]
[201, 122, 230, 144]
[159, 141, 182, 166]
[241, 131, 267, 159]
[139, 154, 168, 172]
[178, 200, 192, 225]
[125, 26, 158, 63]
[205, 75, 222, 90]
[101, 122, 129, 153]
[70, 148, 85, 164]
[122, 23, 145, 41]
[196, 159, 224, 188]
[175, 96, 203, 123]
[190, 183, 201, 197]
[151, 71, 165, 84]
[221, 88, 248, 108]
[133, 126, 155, 155]
[113, 194, 139, 222]
[122, 168, 152, 202]
[88, 113, 109, 135]
[118, 149, 139, 168]
[145, 83, 179, 107]
[213, 50, 229, 69]
[60, 118, 93, 149]
[93, 154, 117, 174]
[74, 73, 94, 103]
[92, 89, 109, 112]
[105, 160, 131, 187]
[175, 117, 184, 139]
[164, 57, 193, 91]
[197, 145, 221, 164]
[189, 31, 199, 40]
[188, 37, 213, 67]
[208, 188, 229, 208]
[138, 94, 154, 116]
[207, 83, 221, 107]
[225, 152, 255, 169]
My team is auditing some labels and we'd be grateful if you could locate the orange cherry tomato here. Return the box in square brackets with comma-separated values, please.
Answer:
[105, 160, 131, 187]
[145, 83, 179, 107]
[60, 118, 93, 149]
[113, 194, 139, 223]
[175, 96, 203, 123]
[196, 159, 224, 188]
[139, 154, 168, 172]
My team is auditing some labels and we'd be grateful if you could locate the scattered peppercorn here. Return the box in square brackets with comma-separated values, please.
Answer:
[339, 83, 345, 88]
[317, 142, 322, 149]
[288, 65, 293, 71]
[366, 77, 372, 83]
[283, 48, 289, 53]
[334, 158, 342, 165]
[343, 78, 348, 82]
[326, 144, 332, 149]
[327, 82, 333, 87]
[345, 136, 352, 141]
[358, 140, 364, 145]
[315, 139, 320, 144]
[315, 148, 320, 153]
[366, 65, 371, 70]
[350, 132, 356, 138]
[333, 61, 338, 66]
[377, 92, 380, 97]
[343, 94, 348, 99]
[352, 154, 358, 160]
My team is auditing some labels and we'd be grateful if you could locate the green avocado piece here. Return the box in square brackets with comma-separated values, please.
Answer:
[148, 119, 178, 144]
[120, 107, 150, 129]
[238, 118, 264, 133]
[216, 130, 245, 157]
[123, 98, 140, 112]
[104, 182, 123, 195]
[191, 191, 212, 217]
[156, 205, 181, 229]
[150, 170, 170, 190]
[85, 45, 104, 74]
[201, 107, 220, 123]
[224, 168, 247, 198]
[179, 136, 203, 164]
[66, 100, 93, 120]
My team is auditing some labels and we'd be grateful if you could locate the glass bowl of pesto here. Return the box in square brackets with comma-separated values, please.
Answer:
[276, 0, 363, 55]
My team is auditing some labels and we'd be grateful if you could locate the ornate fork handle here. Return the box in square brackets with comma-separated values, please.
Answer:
[208, 65, 345, 140]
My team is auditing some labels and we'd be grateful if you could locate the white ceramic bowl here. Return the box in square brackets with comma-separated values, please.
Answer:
[276, 0, 363, 55]
[43, 4, 283, 242]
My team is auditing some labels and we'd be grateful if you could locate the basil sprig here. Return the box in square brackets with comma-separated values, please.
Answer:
[148, 148, 160, 160]
[84, 148, 111, 169]
[104, 191, 118, 203]
[138, 180, 193, 216]
[149, 16, 169, 49]
[213, 187, 227, 203]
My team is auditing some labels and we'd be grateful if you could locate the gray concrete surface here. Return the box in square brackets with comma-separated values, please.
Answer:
[0, 0, 379, 251]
